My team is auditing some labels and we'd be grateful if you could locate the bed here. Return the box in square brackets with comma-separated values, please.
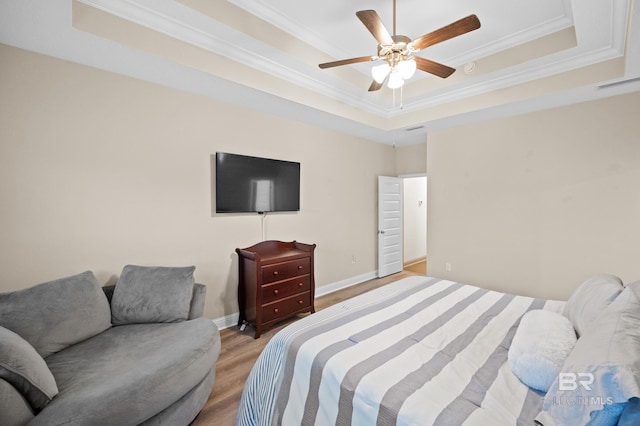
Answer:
[236, 276, 568, 425]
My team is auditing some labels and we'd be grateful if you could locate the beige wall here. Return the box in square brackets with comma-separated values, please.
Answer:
[395, 142, 426, 176]
[0, 44, 396, 319]
[427, 92, 640, 300]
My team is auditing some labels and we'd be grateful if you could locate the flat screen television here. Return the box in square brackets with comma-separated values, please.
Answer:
[215, 152, 300, 213]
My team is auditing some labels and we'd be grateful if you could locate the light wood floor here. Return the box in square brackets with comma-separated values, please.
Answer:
[191, 261, 427, 425]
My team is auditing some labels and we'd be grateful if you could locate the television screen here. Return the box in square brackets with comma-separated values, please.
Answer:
[215, 152, 300, 213]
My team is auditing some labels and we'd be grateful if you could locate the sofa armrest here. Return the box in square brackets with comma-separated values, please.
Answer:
[102, 283, 206, 319]
[188, 283, 207, 319]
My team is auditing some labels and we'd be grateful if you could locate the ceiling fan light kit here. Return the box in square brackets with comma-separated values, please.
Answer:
[318, 1, 481, 92]
[397, 58, 416, 79]
[372, 62, 391, 83]
[371, 56, 417, 88]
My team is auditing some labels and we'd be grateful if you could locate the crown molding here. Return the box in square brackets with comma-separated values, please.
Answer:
[402, 45, 624, 113]
[441, 15, 574, 67]
[74, 0, 633, 120]
[76, 0, 389, 116]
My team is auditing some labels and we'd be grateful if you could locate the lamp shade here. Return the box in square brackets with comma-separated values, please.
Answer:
[397, 58, 416, 79]
[371, 62, 391, 83]
[387, 68, 404, 89]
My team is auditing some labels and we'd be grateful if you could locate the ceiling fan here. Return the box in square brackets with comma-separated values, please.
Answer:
[318, 0, 481, 91]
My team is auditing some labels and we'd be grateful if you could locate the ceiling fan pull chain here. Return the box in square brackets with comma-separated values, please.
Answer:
[392, 88, 397, 148]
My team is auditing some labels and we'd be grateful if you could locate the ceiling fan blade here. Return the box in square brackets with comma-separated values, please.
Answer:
[319, 56, 376, 69]
[368, 79, 384, 92]
[414, 57, 456, 78]
[356, 10, 394, 45]
[411, 14, 481, 52]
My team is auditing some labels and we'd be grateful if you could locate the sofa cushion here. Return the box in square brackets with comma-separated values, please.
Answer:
[0, 271, 112, 358]
[111, 265, 195, 325]
[31, 318, 219, 426]
[0, 326, 58, 412]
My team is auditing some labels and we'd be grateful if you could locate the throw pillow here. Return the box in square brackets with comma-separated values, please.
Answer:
[0, 326, 58, 412]
[508, 309, 577, 392]
[562, 273, 623, 336]
[0, 271, 112, 358]
[618, 397, 640, 426]
[111, 265, 195, 325]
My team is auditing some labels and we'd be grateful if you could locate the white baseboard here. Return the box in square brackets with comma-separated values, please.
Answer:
[314, 270, 378, 297]
[404, 256, 426, 267]
[212, 312, 239, 330]
[211, 270, 378, 330]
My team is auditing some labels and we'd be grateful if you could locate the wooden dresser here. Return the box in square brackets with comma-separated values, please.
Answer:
[236, 240, 316, 338]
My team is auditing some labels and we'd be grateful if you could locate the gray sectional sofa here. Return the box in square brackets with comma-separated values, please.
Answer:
[0, 266, 221, 425]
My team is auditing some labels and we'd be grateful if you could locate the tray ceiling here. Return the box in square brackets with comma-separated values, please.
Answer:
[1, 0, 639, 145]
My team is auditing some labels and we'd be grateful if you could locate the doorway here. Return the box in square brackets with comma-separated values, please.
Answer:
[376, 175, 428, 278]
[403, 176, 427, 274]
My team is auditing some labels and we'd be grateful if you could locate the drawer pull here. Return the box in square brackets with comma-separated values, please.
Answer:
[298, 282, 303, 287]
[298, 300, 304, 304]
[273, 289, 279, 295]
[274, 308, 279, 314]
[273, 271, 279, 276]
[298, 265, 303, 270]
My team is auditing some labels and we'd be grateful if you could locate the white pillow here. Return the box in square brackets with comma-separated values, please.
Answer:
[562, 273, 623, 336]
[508, 309, 577, 392]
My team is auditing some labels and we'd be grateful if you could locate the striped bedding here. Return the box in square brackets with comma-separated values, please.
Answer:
[236, 276, 565, 426]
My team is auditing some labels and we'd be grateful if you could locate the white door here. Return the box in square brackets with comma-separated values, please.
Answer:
[378, 176, 403, 277]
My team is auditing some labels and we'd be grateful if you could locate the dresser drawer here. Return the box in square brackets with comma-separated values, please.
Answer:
[261, 292, 311, 323]
[261, 258, 310, 284]
[262, 275, 310, 304]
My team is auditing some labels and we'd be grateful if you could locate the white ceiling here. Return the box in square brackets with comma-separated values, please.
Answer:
[1, 0, 639, 145]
